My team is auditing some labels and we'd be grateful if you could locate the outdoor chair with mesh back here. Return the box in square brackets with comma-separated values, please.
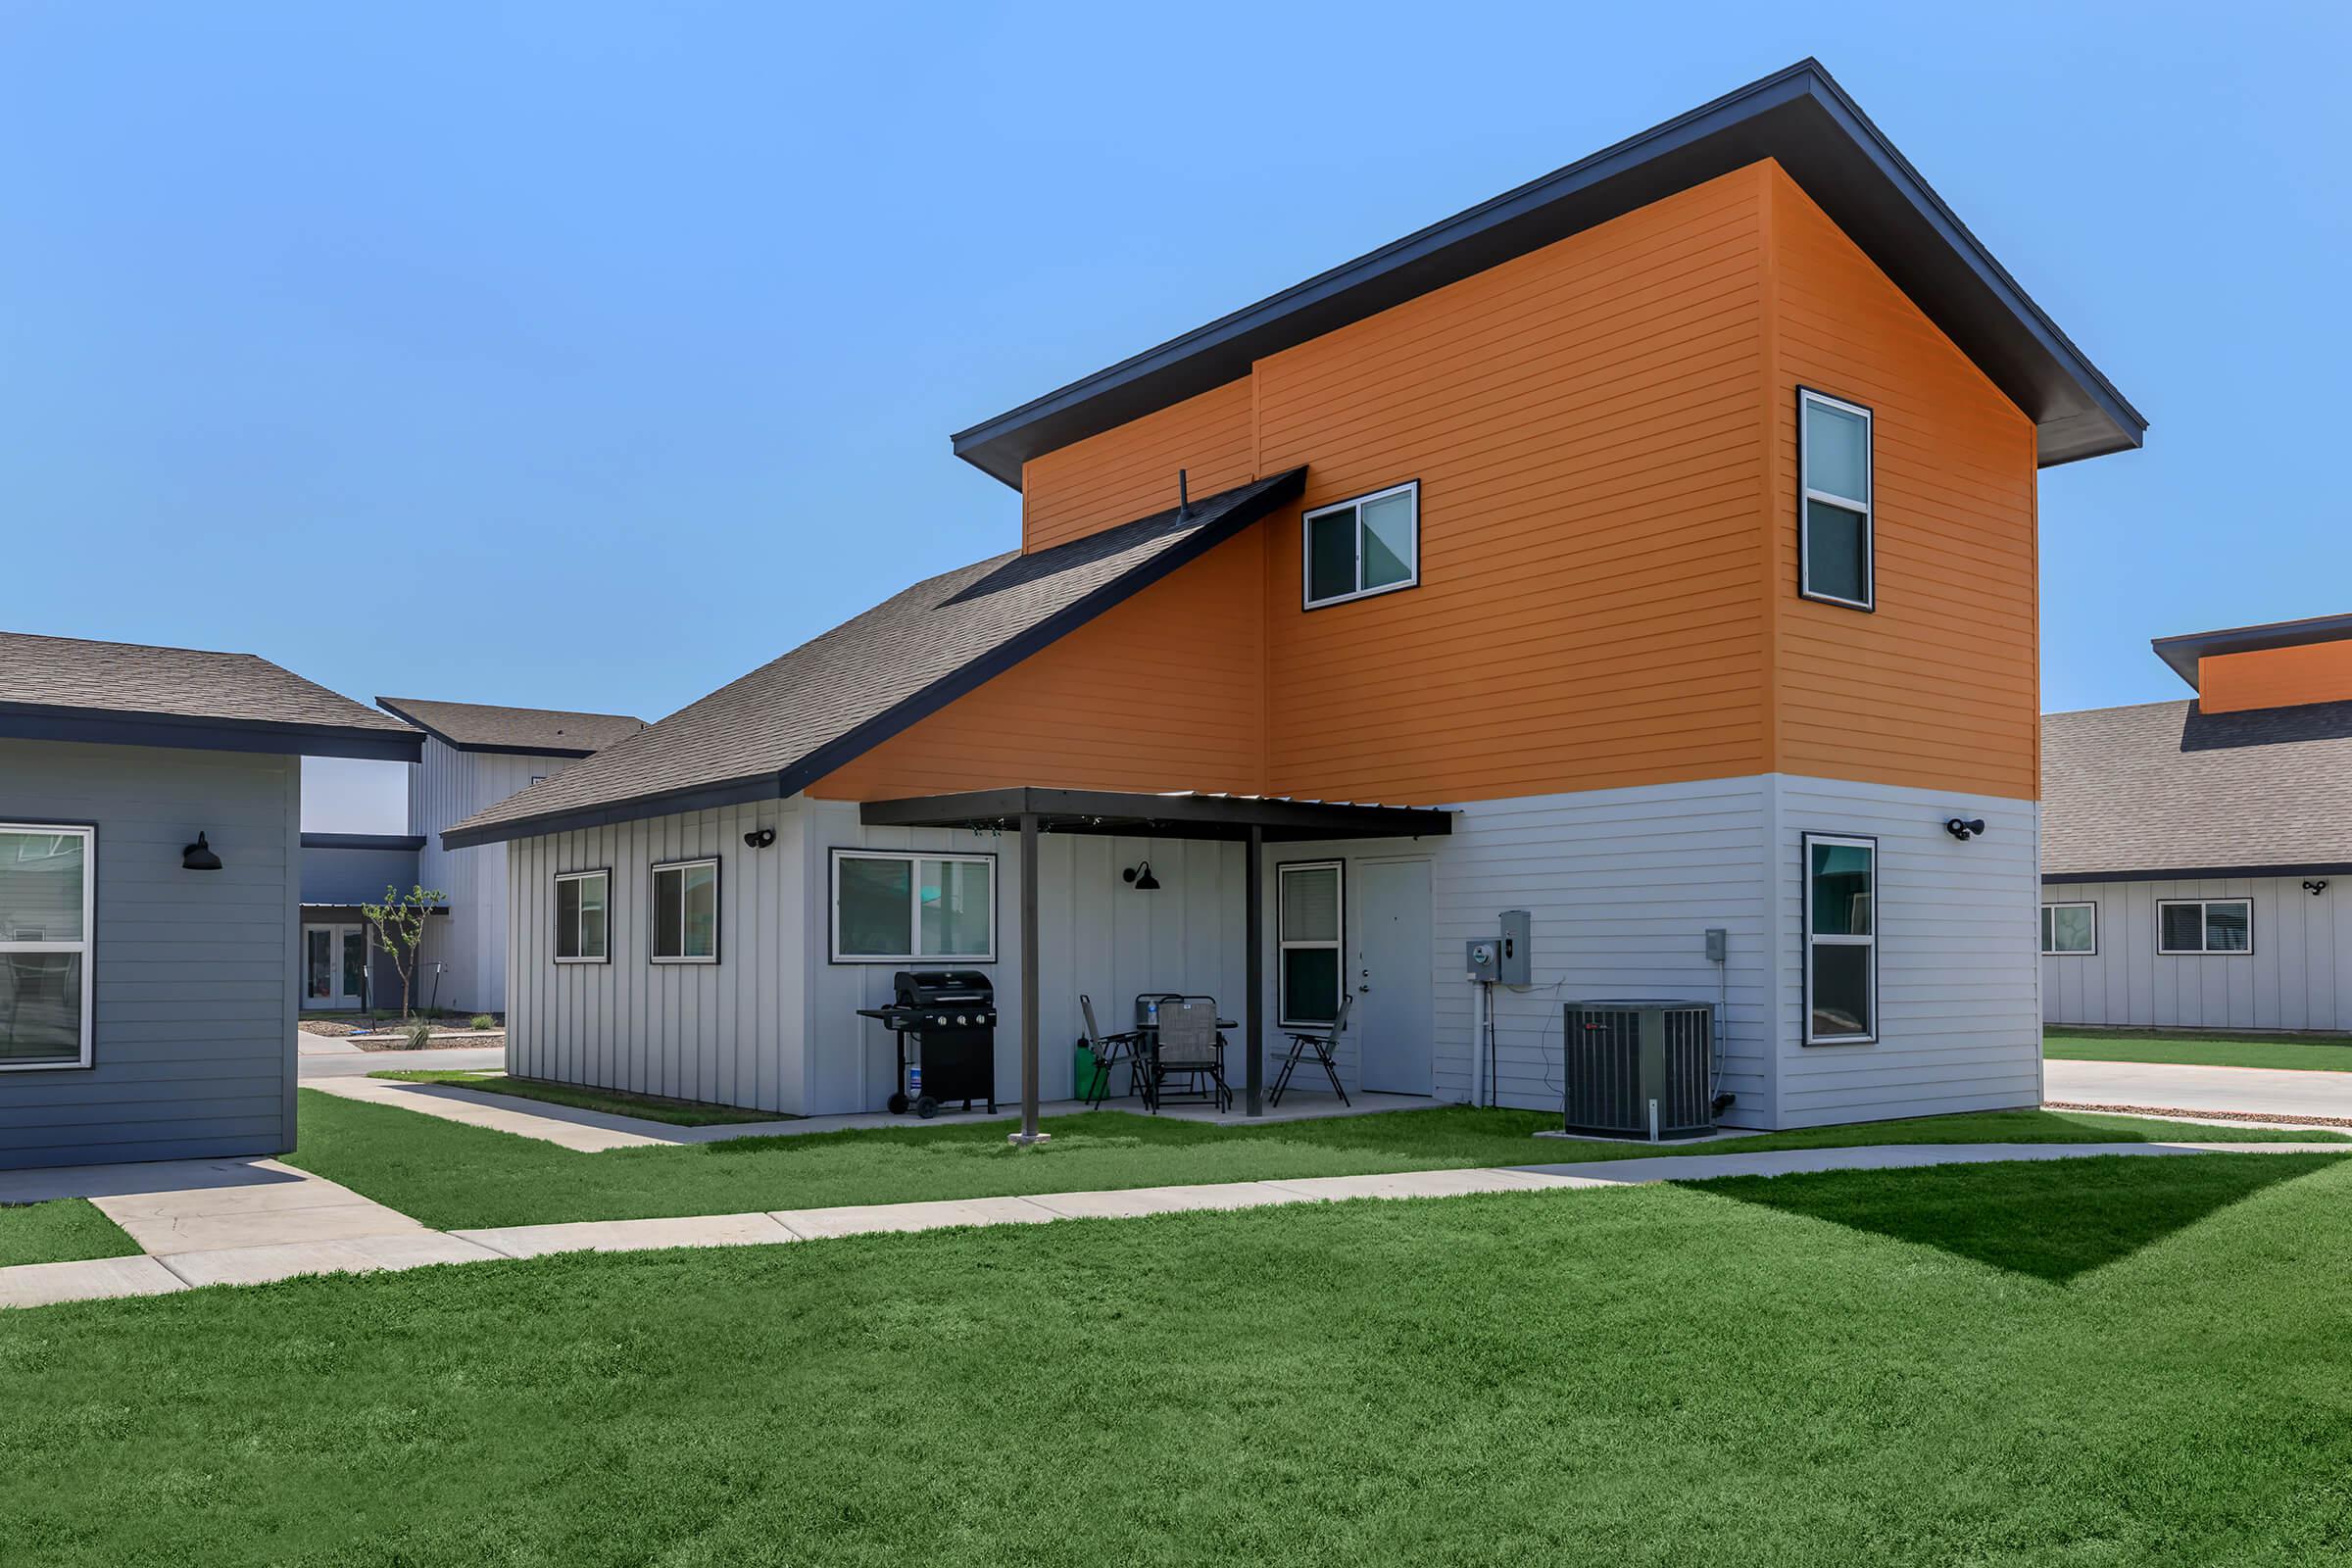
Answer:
[1147, 995, 1230, 1113]
[1270, 990, 1352, 1108]
[1077, 993, 1141, 1108]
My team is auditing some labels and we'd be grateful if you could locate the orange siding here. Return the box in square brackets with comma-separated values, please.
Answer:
[1255, 166, 1770, 802]
[806, 532, 1266, 800]
[1763, 165, 2040, 801]
[2199, 643, 2352, 713]
[1019, 377, 1256, 553]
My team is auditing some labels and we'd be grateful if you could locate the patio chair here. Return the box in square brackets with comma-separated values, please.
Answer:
[1148, 996, 1230, 1113]
[1270, 991, 1352, 1108]
[1077, 994, 1141, 1108]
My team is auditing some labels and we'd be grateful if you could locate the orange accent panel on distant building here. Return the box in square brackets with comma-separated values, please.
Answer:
[806, 532, 1267, 801]
[1019, 377, 1256, 554]
[2198, 642, 2352, 713]
[1762, 164, 2040, 802]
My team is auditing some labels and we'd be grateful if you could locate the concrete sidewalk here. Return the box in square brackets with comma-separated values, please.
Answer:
[2045, 1057, 2352, 1123]
[5, 1138, 2343, 1310]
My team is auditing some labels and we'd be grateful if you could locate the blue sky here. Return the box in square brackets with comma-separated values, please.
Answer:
[3, 3, 2344, 830]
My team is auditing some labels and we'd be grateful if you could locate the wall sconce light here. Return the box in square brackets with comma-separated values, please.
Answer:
[1122, 860, 1161, 891]
[743, 827, 776, 849]
[1943, 817, 1986, 842]
[181, 832, 223, 871]
[2304, 879, 2329, 897]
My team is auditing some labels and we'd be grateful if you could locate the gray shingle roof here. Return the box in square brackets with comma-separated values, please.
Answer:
[442, 469, 1305, 848]
[375, 696, 644, 757]
[0, 629, 419, 760]
[2041, 699, 2352, 878]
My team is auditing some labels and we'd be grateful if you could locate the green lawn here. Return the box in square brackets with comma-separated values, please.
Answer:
[6, 1152, 2349, 1564]
[284, 1091, 2338, 1231]
[0, 1199, 140, 1268]
[369, 1069, 785, 1125]
[2047, 1028, 2352, 1073]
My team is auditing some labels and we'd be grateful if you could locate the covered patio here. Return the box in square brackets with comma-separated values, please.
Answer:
[858, 787, 1454, 1140]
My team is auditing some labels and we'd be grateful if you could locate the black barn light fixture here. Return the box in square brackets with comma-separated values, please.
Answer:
[181, 832, 223, 871]
[1122, 859, 1161, 891]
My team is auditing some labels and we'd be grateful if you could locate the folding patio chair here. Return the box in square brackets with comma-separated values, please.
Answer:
[1270, 991, 1352, 1108]
[1147, 996, 1230, 1113]
[1077, 994, 1141, 1108]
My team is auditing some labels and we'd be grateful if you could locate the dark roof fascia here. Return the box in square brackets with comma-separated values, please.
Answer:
[951, 60, 2144, 486]
[2042, 862, 2352, 885]
[436, 468, 1308, 852]
[2151, 612, 2352, 690]
[373, 699, 602, 758]
[859, 786, 1453, 842]
[0, 704, 423, 762]
[301, 833, 427, 852]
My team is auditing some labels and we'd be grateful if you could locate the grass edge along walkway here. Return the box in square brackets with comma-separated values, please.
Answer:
[285, 1094, 2348, 1231]
[0, 1199, 142, 1268]
[369, 1069, 784, 1125]
[2044, 1028, 2352, 1073]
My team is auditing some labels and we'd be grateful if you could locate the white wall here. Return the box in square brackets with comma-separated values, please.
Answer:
[413, 739, 591, 1015]
[2041, 875, 2351, 1032]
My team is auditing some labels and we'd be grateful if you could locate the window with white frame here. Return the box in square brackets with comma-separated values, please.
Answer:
[554, 869, 611, 962]
[1303, 481, 1418, 609]
[831, 850, 995, 962]
[0, 822, 94, 1070]
[2040, 902, 2097, 956]
[1799, 389, 1873, 610]
[1803, 833, 1876, 1044]
[2158, 899, 2251, 955]
[651, 858, 719, 962]
[1277, 860, 1344, 1026]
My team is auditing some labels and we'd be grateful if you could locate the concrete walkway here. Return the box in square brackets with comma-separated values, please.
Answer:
[2045, 1057, 2352, 1123]
[297, 1044, 507, 1080]
[4, 1138, 2343, 1310]
[301, 1072, 1429, 1150]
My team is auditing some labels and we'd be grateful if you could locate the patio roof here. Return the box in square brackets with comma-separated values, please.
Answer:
[858, 787, 1453, 842]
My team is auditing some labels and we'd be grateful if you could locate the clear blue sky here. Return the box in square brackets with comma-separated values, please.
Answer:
[4, 4, 2344, 829]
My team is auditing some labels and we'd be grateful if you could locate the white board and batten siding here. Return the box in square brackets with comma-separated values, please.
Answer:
[2042, 875, 2352, 1032]
[1772, 775, 2042, 1127]
[413, 737, 590, 1016]
[0, 739, 300, 1170]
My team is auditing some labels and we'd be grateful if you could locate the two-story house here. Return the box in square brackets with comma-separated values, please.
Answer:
[442, 61, 2143, 1128]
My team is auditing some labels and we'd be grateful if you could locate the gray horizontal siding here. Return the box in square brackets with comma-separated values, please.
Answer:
[0, 738, 297, 1169]
[2041, 875, 2349, 1032]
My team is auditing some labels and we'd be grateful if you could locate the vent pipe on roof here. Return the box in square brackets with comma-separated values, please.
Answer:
[1176, 468, 1189, 520]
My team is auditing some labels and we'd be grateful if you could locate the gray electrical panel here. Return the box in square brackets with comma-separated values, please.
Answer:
[1497, 909, 1531, 986]
[1704, 927, 1728, 963]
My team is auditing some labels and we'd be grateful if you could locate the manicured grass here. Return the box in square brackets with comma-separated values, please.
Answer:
[369, 1069, 785, 1125]
[0, 1199, 140, 1268]
[2047, 1027, 2352, 1073]
[285, 1092, 2340, 1230]
[6, 1153, 2350, 1564]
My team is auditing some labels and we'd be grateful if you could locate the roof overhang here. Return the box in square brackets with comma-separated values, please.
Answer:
[952, 58, 2144, 487]
[0, 705, 422, 761]
[374, 699, 602, 758]
[859, 788, 1453, 843]
[301, 833, 427, 852]
[2152, 612, 2352, 691]
[2043, 861, 2352, 885]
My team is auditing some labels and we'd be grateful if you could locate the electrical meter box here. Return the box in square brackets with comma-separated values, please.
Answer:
[1464, 939, 1500, 983]
[1497, 909, 1532, 986]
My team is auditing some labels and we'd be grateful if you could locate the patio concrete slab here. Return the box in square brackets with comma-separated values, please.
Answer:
[1019, 1181, 1318, 1219]
[454, 1212, 799, 1259]
[89, 1161, 427, 1256]
[0, 1253, 187, 1309]
[0, 1154, 317, 1205]
[774, 1195, 1061, 1239]
[160, 1231, 505, 1288]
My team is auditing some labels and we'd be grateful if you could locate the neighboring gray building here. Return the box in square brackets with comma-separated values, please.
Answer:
[375, 697, 643, 1018]
[2042, 614, 2352, 1034]
[297, 831, 427, 1012]
[0, 630, 419, 1170]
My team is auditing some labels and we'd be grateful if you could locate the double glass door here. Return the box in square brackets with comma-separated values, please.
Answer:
[304, 924, 369, 1009]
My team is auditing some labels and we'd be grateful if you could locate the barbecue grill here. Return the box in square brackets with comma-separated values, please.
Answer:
[855, 969, 998, 1118]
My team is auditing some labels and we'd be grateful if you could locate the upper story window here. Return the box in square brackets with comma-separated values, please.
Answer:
[652, 858, 719, 963]
[0, 822, 94, 1071]
[2158, 899, 2251, 956]
[1303, 481, 1418, 610]
[555, 868, 611, 963]
[1799, 390, 1873, 611]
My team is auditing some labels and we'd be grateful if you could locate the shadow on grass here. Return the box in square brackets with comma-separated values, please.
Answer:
[1689, 1152, 2336, 1283]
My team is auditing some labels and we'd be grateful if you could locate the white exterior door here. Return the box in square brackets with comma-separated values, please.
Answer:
[304, 924, 369, 1009]
[1355, 859, 1434, 1095]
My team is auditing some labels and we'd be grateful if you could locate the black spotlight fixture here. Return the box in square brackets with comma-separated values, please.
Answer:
[2304, 879, 2329, 897]
[743, 826, 777, 849]
[1122, 859, 1160, 891]
[1943, 817, 1986, 842]
[181, 832, 223, 871]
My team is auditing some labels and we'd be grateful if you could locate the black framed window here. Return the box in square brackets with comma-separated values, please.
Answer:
[2157, 899, 2251, 955]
